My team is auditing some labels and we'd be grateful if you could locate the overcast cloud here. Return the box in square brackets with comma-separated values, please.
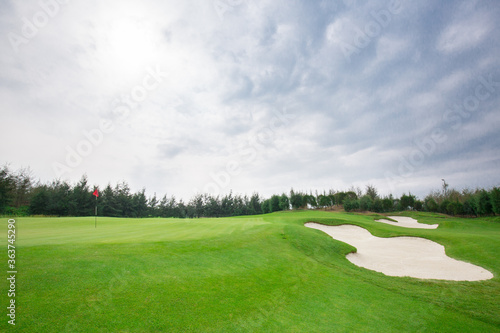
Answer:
[1, 0, 499, 200]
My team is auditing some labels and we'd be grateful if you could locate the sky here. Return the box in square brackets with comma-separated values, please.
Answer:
[1, 0, 499, 201]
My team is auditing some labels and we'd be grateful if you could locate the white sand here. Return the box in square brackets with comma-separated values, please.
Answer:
[375, 216, 439, 229]
[305, 223, 494, 281]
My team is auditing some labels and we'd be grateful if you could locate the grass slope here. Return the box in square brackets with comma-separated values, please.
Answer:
[1, 211, 499, 332]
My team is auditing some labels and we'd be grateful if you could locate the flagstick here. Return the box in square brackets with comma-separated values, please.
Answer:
[95, 195, 97, 228]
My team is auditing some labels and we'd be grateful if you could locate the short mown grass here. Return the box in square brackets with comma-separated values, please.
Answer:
[1, 211, 499, 332]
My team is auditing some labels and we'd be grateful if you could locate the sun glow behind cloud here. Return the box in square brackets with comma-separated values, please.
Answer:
[85, 2, 167, 87]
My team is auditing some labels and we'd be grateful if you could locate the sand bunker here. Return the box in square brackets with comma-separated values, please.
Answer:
[305, 223, 493, 281]
[375, 216, 439, 229]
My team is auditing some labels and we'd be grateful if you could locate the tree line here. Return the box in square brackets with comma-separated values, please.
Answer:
[339, 185, 500, 217]
[1, 165, 499, 217]
[0, 166, 264, 218]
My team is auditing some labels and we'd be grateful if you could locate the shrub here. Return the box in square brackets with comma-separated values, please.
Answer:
[359, 195, 372, 211]
[318, 195, 331, 208]
[490, 187, 500, 215]
[462, 198, 477, 216]
[399, 193, 416, 210]
[372, 198, 384, 213]
[279, 194, 290, 211]
[304, 194, 317, 208]
[343, 199, 360, 212]
[475, 190, 493, 216]
[261, 199, 271, 214]
[345, 191, 358, 201]
[335, 192, 347, 206]
[446, 201, 464, 216]
[290, 189, 304, 209]
[382, 197, 394, 212]
[269, 195, 281, 212]
[440, 199, 451, 214]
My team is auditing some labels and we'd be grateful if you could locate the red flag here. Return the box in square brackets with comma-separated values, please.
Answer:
[93, 189, 99, 197]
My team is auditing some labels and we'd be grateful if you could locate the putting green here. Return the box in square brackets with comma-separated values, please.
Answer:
[16, 216, 271, 246]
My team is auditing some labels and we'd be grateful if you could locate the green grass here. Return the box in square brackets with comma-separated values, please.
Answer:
[1, 211, 499, 332]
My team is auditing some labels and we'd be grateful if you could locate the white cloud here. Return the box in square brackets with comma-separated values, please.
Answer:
[437, 11, 492, 54]
[435, 70, 471, 93]
[375, 36, 408, 62]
